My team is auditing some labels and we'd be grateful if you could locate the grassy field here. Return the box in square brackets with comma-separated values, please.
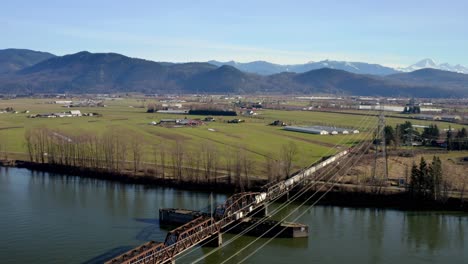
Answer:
[0, 97, 465, 178]
[348, 150, 468, 192]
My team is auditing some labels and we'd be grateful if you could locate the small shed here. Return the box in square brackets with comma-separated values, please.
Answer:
[70, 110, 82, 116]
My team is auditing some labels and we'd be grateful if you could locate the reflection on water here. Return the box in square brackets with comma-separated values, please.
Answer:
[404, 212, 465, 253]
[0, 167, 467, 264]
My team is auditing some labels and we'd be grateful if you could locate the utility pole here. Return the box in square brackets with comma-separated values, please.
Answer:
[210, 192, 213, 219]
[372, 104, 388, 181]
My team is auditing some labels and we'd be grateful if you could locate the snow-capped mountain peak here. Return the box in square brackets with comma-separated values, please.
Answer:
[413, 58, 437, 68]
[399, 59, 468, 74]
[209, 58, 468, 76]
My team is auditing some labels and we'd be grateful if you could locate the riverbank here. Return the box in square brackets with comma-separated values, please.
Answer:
[1, 159, 467, 212]
[0, 159, 255, 193]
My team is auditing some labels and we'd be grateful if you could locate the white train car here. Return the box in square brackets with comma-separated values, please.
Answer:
[265, 149, 350, 202]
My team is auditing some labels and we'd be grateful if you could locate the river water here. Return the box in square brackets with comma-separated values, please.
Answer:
[0, 167, 467, 264]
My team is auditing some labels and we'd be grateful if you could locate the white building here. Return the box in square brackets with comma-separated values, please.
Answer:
[283, 126, 358, 135]
[284, 126, 329, 135]
[70, 110, 82, 116]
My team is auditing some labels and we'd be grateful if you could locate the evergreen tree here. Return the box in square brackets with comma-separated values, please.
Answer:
[422, 124, 440, 145]
[458, 127, 467, 138]
[399, 121, 414, 145]
[431, 156, 442, 200]
[419, 157, 429, 198]
[447, 126, 453, 150]
[409, 156, 444, 201]
[410, 162, 419, 196]
[384, 125, 396, 146]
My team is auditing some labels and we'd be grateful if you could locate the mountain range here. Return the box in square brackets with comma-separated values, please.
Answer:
[209, 58, 468, 76]
[208, 60, 400, 75]
[0, 49, 467, 98]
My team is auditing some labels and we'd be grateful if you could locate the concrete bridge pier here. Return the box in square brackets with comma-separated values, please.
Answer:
[203, 232, 223, 247]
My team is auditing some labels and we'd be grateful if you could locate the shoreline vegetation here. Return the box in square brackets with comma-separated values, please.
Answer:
[1, 158, 467, 212]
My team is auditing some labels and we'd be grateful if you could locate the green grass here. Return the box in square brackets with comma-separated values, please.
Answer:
[0, 98, 465, 177]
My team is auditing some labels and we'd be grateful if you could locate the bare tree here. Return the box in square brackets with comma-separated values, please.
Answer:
[200, 142, 220, 183]
[152, 143, 159, 175]
[184, 149, 196, 182]
[25, 129, 34, 162]
[280, 141, 298, 179]
[103, 132, 115, 172]
[115, 132, 128, 172]
[159, 142, 166, 179]
[265, 152, 280, 183]
[461, 175, 467, 205]
[171, 140, 184, 181]
[212, 145, 220, 184]
[194, 149, 201, 183]
[0, 143, 6, 160]
[131, 135, 143, 175]
[201, 143, 214, 182]
[233, 147, 244, 191]
[224, 147, 234, 185]
[242, 151, 254, 190]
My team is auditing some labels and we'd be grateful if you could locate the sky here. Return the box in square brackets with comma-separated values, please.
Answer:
[1, 0, 467, 67]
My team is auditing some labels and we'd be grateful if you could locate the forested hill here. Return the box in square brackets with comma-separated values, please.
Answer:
[0, 50, 467, 97]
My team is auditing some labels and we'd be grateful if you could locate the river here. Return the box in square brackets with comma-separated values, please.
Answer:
[0, 167, 467, 264]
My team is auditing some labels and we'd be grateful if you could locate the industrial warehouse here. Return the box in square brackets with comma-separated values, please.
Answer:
[283, 125, 360, 135]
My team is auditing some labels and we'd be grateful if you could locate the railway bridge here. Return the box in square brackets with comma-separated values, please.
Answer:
[105, 150, 350, 264]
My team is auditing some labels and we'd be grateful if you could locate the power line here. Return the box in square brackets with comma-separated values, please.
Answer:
[189, 118, 377, 264]
[176, 111, 372, 262]
[175, 110, 378, 262]
[221, 133, 375, 264]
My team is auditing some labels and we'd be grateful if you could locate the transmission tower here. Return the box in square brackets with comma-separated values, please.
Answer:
[372, 105, 389, 180]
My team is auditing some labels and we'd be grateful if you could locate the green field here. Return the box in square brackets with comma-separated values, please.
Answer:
[0, 98, 464, 178]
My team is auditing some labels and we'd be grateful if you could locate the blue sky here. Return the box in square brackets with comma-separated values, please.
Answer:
[1, 0, 467, 67]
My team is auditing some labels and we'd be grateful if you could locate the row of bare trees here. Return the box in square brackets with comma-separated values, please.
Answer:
[25, 128, 142, 173]
[24, 127, 299, 187]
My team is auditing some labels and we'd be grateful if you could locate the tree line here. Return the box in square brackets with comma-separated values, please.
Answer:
[24, 127, 299, 188]
[447, 127, 468, 150]
[384, 121, 468, 149]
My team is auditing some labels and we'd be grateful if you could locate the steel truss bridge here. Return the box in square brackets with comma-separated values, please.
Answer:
[106, 150, 350, 264]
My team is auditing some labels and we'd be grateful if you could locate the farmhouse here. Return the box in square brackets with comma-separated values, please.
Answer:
[156, 118, 204, 127]
[29, 110, 85, 118]
[159, 119, 180, 125]
[70, 110, 82, 116]
[178, 119, 204, 126]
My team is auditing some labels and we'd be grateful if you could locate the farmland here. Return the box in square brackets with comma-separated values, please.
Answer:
[0, 97, 465, 180]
